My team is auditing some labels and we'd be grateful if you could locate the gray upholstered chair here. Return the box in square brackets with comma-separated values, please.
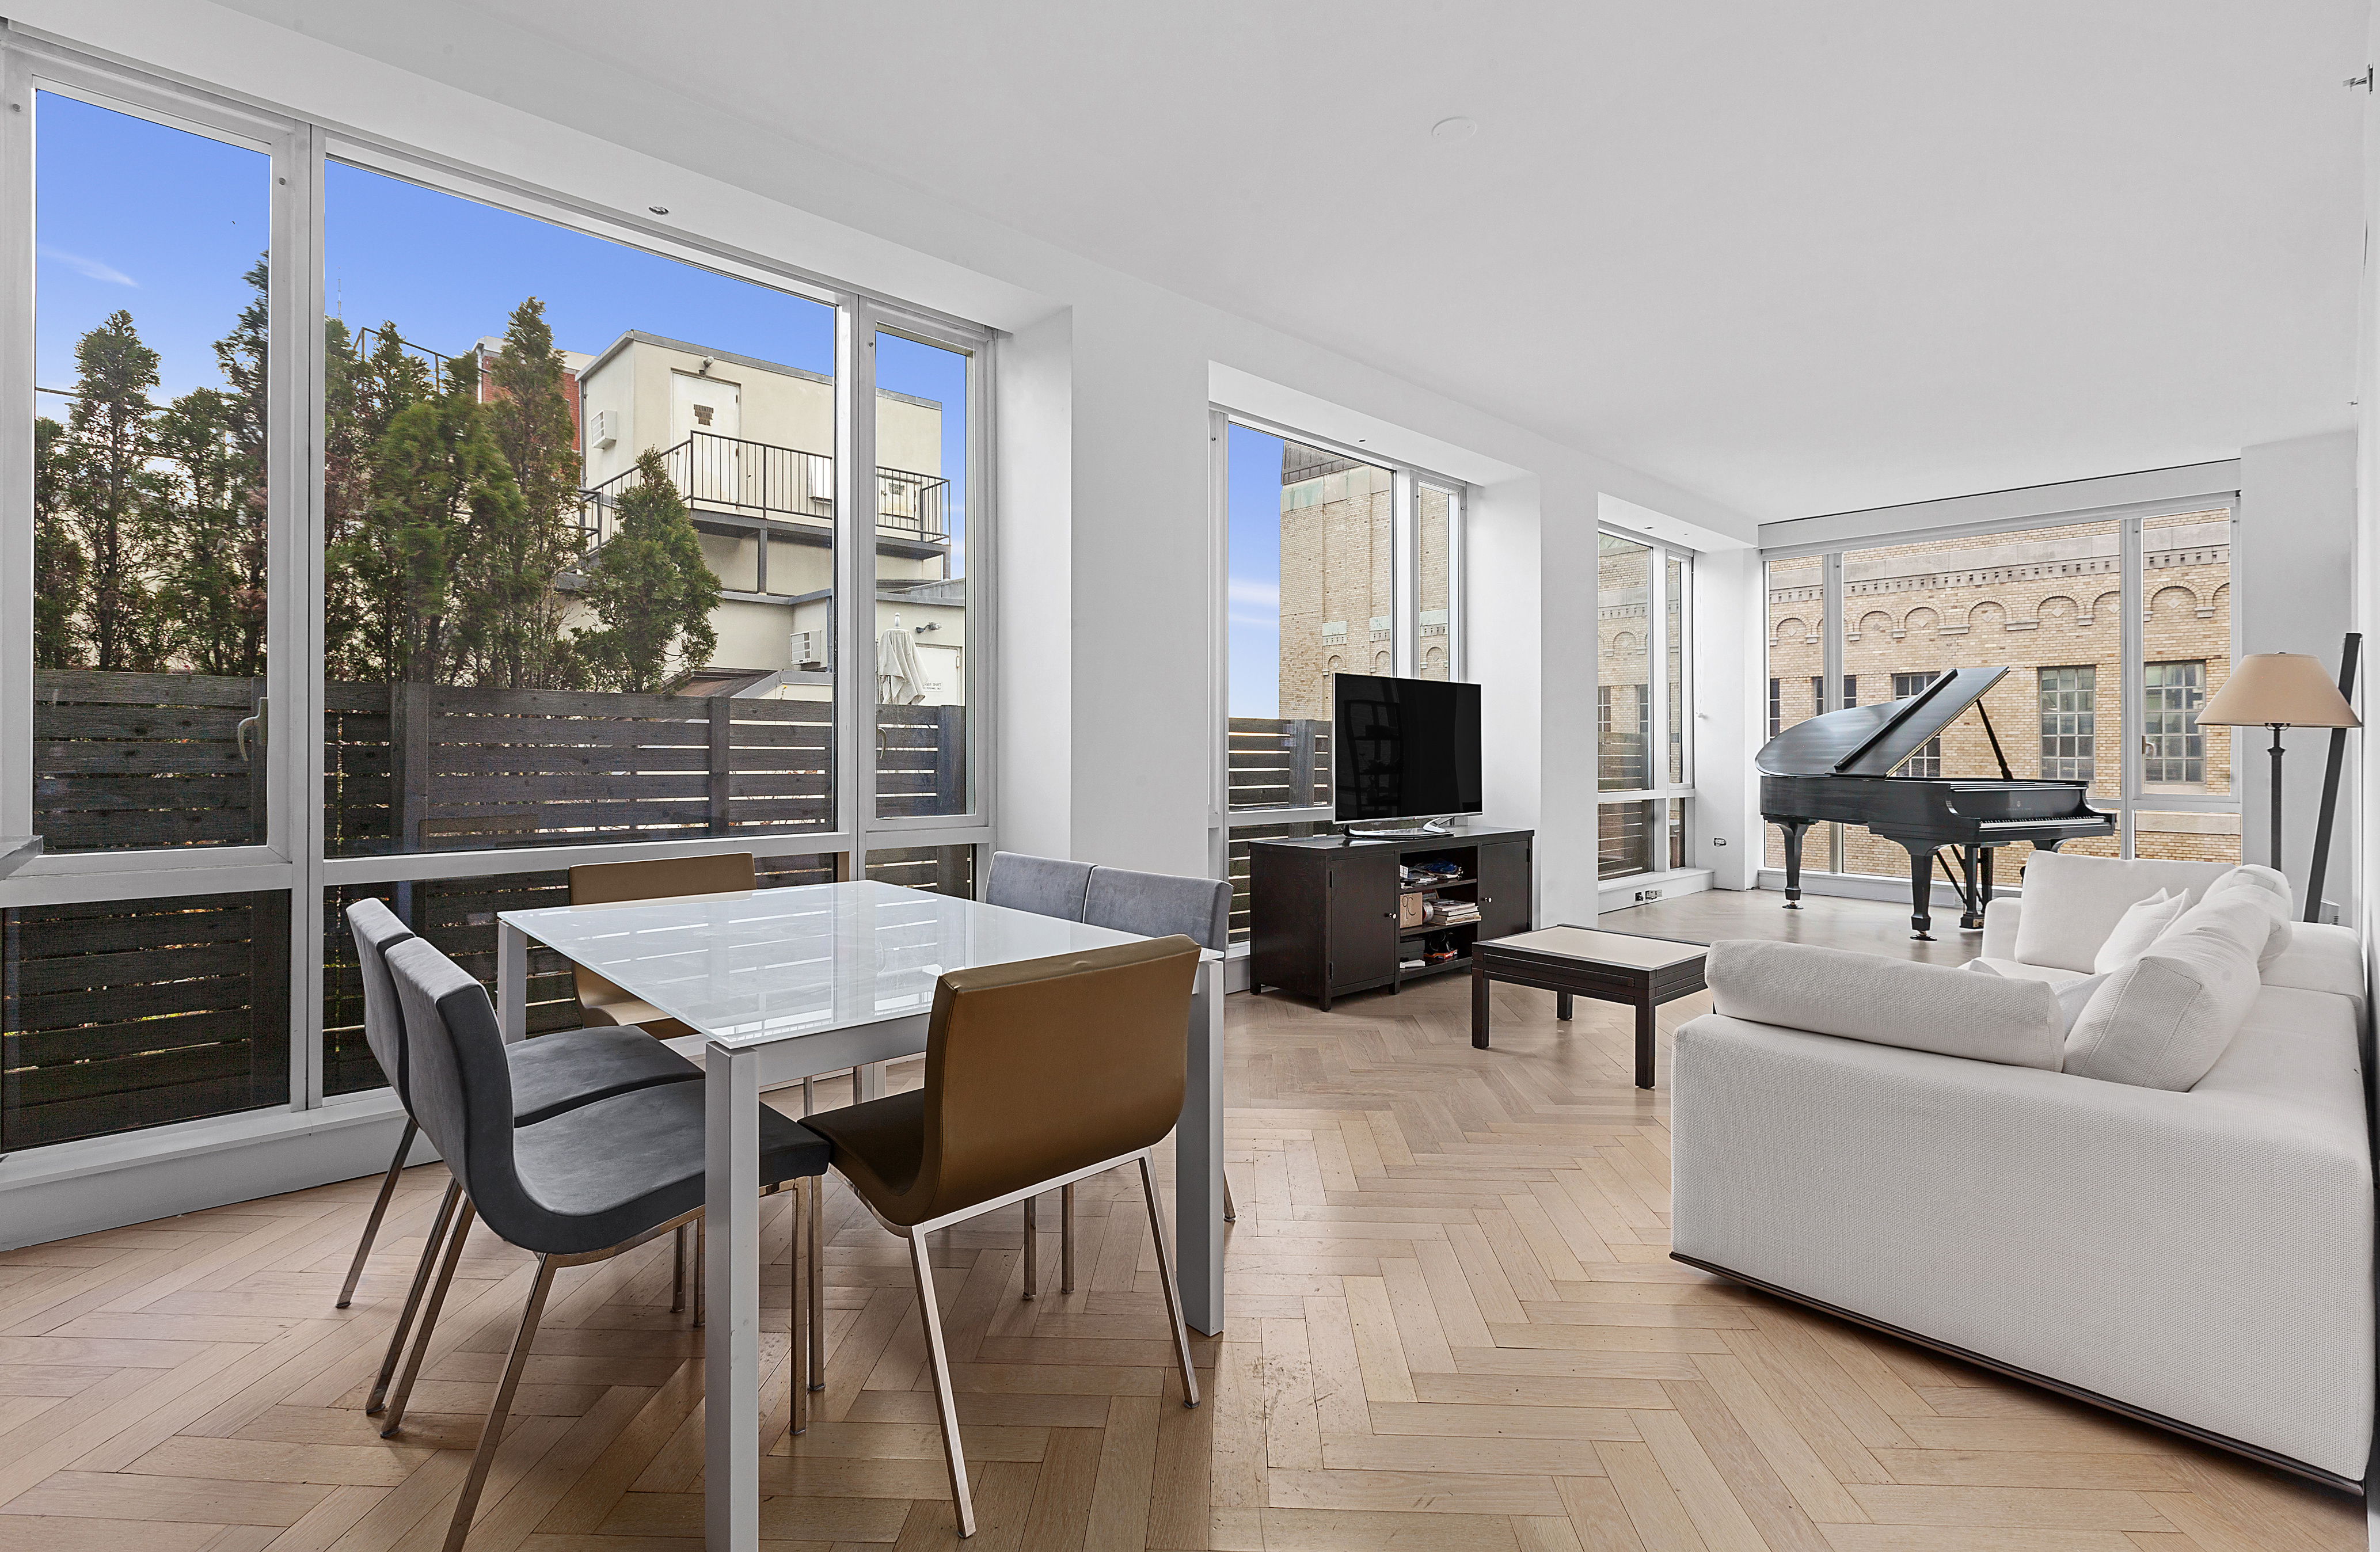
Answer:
[985, 851, 1094, 921]
[380, 934, 831, 1552]
[337, 897, 702, 1387]
[1014, 865, 1237, 1298]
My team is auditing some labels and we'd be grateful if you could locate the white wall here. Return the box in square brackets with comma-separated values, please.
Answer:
[1691, 547, 1764, 890]
[2238, 429, 2360, 918]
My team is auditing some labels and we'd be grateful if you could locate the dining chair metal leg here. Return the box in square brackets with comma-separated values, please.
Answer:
[907, 1227, 975, 1538]
[808, 1176, 825, 1391]
[670, 1223, 688, 1314]
[339, 1119, 418, 1309]
[692, 1215, 706, 1329]
[790, 1178, 811, 1436]
[382, 1197, 476, 1437]
[1222, 1170, 1237, 1223]
[440, 1252, 558, 1552]
[367, 1177, 461, 1416]
[1137, 1152, 1200, 1409]
[1060, 1184, 1075, 1294]
[1022, 1195, 1037, 1301]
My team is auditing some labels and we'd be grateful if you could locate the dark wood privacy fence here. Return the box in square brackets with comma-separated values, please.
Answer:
[1, 891, 290, 1152]
[33, 672, 967, 855]
[20, 671, 969, 1141]
[1227, 717, 1329, 811]
[34, 671, 268, 851]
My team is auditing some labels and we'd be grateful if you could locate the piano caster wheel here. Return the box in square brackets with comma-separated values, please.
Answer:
[1781, 900, 1801, 910]
[1911, 931, 1934, 942]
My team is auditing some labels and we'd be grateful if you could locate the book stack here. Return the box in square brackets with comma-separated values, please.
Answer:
[1432, 898, 1481, 927]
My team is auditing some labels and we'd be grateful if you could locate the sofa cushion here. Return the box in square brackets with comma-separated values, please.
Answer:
[1964, 956, 2086, 986]
[2064, 897, 2267, 1090]
[1708, 941, 2063, 1070]
[1966, 958, 2105, 1032]
[2012, 853, 2232, 973]
[2197, 865, 2293, 972]
[2092, 889, 2188, 973]
[2261, 922, 2366, 1019]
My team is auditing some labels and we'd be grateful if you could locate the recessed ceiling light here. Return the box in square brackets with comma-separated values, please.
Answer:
[1431, 117, 1478, 143]
[649, 204, 670, 215]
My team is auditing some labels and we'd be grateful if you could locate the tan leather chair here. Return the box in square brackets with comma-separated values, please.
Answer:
[803, 935, 1204, 1538]
[567, 852, 758, 1040]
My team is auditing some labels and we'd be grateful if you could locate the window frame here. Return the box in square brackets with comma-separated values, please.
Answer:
[1206, 406, 1472, 939]
[0, 31, 1003, 1147]
[1759, 494, 2242, 883]
[1596, 526, 1695, 884]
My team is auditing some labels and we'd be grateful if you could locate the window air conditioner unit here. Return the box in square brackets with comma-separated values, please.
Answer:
[590, 409, 617, 451]
[791, 630, 830, 671]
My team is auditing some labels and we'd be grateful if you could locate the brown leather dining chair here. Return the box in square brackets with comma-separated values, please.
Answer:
[567, 851, 759, 1040]
[802, 935, 1204, 1538]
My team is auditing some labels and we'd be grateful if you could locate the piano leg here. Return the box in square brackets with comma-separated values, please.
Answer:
[1980, 846, 1995, 922]
[1904, 845, 1935, 941]
[1777, 820, 1809, 909]
[1958, 845, 1985, 931]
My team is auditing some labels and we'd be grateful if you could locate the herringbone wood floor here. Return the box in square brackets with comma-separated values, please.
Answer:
[0, 891, 2361, 1550]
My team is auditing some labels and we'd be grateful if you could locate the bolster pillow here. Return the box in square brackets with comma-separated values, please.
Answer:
[1705, 939, 2066, 1070]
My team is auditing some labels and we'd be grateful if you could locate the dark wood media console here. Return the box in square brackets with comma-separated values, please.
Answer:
[1246, 827, 1534, 1010]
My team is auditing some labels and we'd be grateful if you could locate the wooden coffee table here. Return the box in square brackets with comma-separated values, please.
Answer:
[1470, 925, 1708, 1088]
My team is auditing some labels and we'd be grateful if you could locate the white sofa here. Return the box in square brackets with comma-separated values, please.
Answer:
[1672, 853, 2373, 1487]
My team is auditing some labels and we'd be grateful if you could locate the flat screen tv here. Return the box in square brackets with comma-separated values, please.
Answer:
[1333, 673, 1484, 827]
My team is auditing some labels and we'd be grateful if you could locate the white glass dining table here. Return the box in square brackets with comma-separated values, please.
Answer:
[495, 878, 1223, 1551]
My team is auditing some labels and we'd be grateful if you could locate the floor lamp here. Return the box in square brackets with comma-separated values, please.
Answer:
[2195, 653, 2359, 884]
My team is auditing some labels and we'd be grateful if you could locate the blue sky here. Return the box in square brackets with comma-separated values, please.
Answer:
[35, 90, 968, 573]
[1226, 421, 1286, 719]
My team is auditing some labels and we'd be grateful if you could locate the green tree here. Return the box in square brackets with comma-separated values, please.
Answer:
[576, 449, 720, 693]
[153, 386, 264, 677]
[337, 363, 525, 683]
[323, 321, 435, 679]
[452, 298, 585, 689]
[59, 310, 169, 671]
[32, 415, 84, 668]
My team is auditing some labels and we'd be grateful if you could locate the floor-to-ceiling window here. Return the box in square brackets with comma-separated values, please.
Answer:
[0, 36, 998, 1156]
[1758, 502, 2238, 899]
[1212, 412, 1466, 942]
[1599, 530, 1693, 884]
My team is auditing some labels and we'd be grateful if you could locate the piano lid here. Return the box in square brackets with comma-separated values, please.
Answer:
[1754, 665, 2011, 778]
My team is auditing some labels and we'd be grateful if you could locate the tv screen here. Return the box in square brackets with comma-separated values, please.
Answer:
[1333, 674, 1484, 823]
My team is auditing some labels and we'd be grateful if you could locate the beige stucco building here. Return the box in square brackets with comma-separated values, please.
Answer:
[558, 331, 965, 703]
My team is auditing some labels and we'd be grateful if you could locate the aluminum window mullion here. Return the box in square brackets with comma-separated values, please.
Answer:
[1392, 469, 1416, 678]
[1822, 552, 1845, 870]
[836, 299, 872, 865]
[282, 119, 324, 1110]
[2119, 516, 2144, 857]
[1, 52, 35, 848]
[1448, 486, 1466, 681]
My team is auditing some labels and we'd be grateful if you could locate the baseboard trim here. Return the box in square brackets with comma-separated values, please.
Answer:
[1670, 1251, 2367, 1497]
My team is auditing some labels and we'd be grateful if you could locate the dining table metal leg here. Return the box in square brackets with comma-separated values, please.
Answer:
[704, 1043, 762, 1552]
[1176, 958, 1224, 1335]
[495, 920, 528, 1041]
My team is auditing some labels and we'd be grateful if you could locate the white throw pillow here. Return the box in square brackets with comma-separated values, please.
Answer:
[2064, 901, 2264, 1090]
[1709, 940, 2063, 1070]
[2198, 865, 2294, 972]
[2092, 889, 2189, 974]
[1968, 958, 2106, 1034]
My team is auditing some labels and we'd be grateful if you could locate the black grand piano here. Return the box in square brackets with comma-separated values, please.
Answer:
[1757, 665, 2115, 940]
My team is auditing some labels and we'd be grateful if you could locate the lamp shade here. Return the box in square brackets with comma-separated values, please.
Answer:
[2196, 653, 2360, 729]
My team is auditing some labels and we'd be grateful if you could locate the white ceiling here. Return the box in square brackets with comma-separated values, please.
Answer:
[214, 1, 2370, 520]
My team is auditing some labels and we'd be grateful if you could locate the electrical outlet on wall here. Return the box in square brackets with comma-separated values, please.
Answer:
[1634, 888, 1664, 903]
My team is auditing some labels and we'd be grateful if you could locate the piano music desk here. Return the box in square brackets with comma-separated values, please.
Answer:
[1470, 926, 1708, 1088]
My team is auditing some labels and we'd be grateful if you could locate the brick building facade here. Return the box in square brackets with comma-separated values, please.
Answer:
[1754, 512, 2238, 880]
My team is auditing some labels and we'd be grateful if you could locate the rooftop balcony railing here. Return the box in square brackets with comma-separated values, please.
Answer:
[576, 431, 948, 558]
